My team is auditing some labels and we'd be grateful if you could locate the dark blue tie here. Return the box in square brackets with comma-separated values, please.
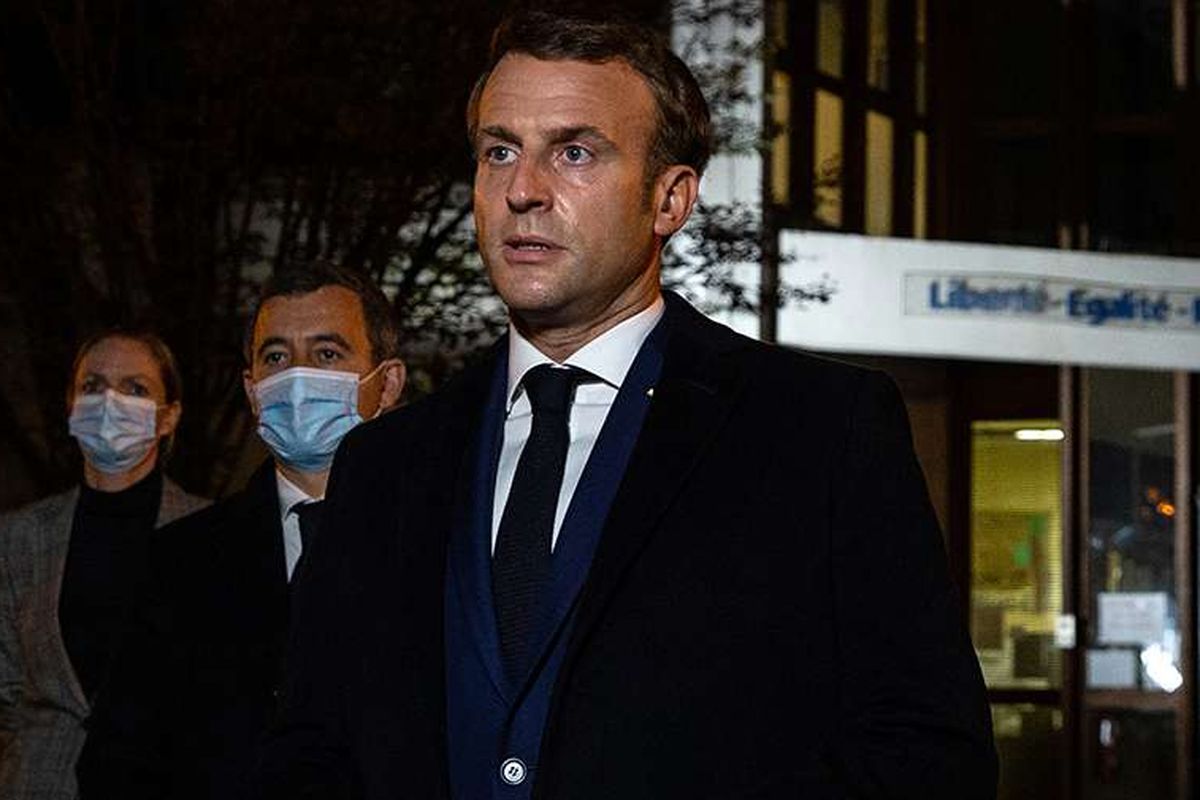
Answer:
[492, 365, 589, 683]
[291, 500, 324, 587]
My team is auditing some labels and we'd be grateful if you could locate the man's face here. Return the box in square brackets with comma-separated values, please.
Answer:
[472, 54, 669, 334]
[243, 285, 384, 419]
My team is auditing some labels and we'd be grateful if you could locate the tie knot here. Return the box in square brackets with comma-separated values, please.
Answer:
[521, 365, 590, 415]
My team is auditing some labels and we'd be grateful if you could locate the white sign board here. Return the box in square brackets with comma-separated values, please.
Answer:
[1096, 592, 1169, 646]
[1087, 649, 1139, 689]
[777, 232, 1200, 370]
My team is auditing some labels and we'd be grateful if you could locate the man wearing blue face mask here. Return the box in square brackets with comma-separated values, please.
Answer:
[77, 260, 405, 800]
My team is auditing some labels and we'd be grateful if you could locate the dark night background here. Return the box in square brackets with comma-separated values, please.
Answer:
[0, 0, 761, 509]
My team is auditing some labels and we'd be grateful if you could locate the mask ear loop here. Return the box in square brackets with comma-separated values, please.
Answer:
[357, 359, 389, 387]
[359, 359, 396, 420]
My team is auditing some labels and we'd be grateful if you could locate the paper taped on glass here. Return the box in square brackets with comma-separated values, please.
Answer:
[1096, 592, 1168, 646]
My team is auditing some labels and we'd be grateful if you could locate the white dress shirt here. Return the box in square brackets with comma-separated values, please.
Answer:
[492, 296, 665, 553]
[275, 470, 322, 580]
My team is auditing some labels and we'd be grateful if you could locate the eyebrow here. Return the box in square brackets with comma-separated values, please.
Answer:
[548, 125, 616, 150]
[255, 336, 289, 360]
[479, 125, 521, 147]
[81, 371, 154, 384]
[256, 333, 356, 359]
[308, 333, 354, 351]
[477, 124, 617, 152]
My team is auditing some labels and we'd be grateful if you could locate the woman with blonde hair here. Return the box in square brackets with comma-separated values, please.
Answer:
[0, 328, 208, 799]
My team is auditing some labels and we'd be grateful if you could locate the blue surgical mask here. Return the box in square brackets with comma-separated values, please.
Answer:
[253, 365, 383, 473]
[68, 390, 161, 474]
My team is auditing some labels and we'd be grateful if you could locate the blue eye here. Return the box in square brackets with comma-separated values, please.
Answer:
[484, 145, 517, 165]
[562, 145, 593, 164]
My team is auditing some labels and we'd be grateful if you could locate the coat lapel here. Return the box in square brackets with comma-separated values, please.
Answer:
[511, 314, 667, 699]
[238, 462, 291, 618]
[38, 489, 91, 713]
[559, 295, 751, 669]
[156, 478, 209, 527]
[445, 342, 512, 701]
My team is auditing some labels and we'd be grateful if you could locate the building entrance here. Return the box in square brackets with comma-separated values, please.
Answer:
[962, 365, 1193, 800]
[855, 355, 1194, 799]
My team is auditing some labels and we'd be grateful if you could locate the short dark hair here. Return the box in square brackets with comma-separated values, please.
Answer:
[68, 328, 184, 459]
[244, 260, 400, 365]
[466, 11, 711, 179]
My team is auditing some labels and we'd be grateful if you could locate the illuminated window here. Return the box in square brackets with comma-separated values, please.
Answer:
[865, 112, 893, 235]
[772, 0, 929, 238]
[814, 90, 843, 227]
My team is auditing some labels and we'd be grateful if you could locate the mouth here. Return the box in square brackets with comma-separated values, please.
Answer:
[500, 235, 564, 264]
[503, 235, 562, 252]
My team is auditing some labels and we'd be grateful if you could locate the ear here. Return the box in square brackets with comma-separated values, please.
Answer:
[378, 359, 407, 412]
[242, 369, 260, 417]
[652, 165, 700, 239]
[158, 401, 183, 437]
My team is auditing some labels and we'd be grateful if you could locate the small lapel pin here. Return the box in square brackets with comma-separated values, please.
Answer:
[646, 387, 655, 398]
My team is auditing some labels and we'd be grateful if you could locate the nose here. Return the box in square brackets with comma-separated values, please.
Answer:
[506, 158, 550, 213]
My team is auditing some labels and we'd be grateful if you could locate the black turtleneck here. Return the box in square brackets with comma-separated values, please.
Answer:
[59, 469, 163, 702]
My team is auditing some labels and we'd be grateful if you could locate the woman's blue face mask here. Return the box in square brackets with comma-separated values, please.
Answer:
[68, 389, 161, 474]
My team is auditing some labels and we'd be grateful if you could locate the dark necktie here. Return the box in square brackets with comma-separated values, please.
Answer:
[292, 500, 324, 585]
[492, 364, 589, 683]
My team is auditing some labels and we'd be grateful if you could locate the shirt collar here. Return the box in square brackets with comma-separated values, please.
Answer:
[275, 469, 322, 519]
[505, 295, 665, 411]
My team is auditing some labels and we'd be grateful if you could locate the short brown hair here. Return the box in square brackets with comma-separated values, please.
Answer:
[466, 11, 711, 179]
[244, 260, 400, 365]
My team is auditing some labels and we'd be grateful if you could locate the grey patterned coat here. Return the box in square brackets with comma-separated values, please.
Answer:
[0, 480, 208, 799]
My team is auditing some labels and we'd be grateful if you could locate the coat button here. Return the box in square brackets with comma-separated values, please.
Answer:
[500, 757, 527, 785]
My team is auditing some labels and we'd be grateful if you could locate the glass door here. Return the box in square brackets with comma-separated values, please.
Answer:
[910, 361, 1192, 799]
[970, 418, 1069, 800]
[1078, 369, 1192, 800]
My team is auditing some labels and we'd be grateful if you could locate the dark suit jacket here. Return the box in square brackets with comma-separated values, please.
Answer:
[262, 293, 997, 799]
[78, 461, 290, 800]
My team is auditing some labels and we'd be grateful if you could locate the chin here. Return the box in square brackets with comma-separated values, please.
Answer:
[506, 300, 565, 325]
[493, 277, 564, 316]
[503, 295, 576, 330]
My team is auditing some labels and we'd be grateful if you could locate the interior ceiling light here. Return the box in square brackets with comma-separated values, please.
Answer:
[1013, 428, 1065, 442]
